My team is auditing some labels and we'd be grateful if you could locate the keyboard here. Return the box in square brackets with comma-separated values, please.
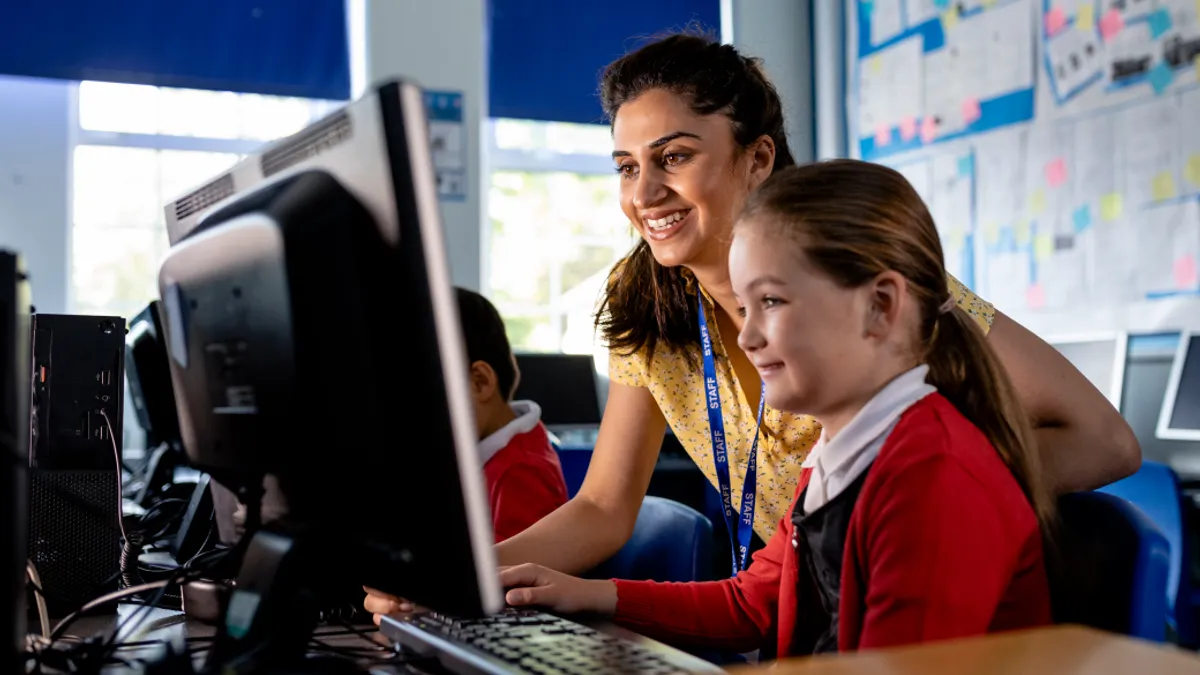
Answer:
[380, 607, 725, 674]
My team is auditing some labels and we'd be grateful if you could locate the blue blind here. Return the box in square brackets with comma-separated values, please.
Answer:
[0, 1, 350, 100]
[488, 0, 720, 125]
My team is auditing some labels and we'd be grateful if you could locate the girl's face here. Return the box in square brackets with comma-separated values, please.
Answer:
[612, 89, 773, 272]
[729, 222, 915, 432]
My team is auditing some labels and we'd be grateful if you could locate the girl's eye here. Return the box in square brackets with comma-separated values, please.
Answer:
[761, 296, 782, 308]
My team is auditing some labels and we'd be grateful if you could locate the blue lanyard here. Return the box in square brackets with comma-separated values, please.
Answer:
[697, 298, 765, 577]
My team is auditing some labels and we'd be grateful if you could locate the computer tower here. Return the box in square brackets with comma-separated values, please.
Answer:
[0, 253, 30, 665]
[27, 314, 125, 618]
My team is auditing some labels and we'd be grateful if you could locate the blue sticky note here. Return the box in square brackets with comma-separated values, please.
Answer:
[934, 0, 950, 8]
[1148, 8, 1172, 39]
[957, 155, 972, 177]
[1072, 205, 1092, 233]
[1149, 61, 1174, 95]
[862, 0, 874, 15]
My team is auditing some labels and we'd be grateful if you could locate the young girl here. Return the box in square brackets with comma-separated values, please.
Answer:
[496, 160, 1054, 657]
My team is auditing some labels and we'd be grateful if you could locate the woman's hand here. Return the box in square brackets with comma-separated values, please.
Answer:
[500, 564, 618, 616]
[363, 586, 417, 626]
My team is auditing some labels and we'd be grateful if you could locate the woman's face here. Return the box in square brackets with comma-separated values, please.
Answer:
[612, 89, 773, 271]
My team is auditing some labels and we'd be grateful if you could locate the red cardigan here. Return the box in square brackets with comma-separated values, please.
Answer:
[612, 394, 1050, 657]
[483, 422, 568, 543]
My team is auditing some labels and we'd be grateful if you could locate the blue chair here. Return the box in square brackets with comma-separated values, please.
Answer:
[1049, 491, 1170, 641]
[586, 496, 714, 583]
[1099, 460, 1198, 646]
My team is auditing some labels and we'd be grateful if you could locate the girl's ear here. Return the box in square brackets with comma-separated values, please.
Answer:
[863, 270, 907, 340]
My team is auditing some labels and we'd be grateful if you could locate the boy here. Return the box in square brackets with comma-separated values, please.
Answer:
[455, 287, 568, 542]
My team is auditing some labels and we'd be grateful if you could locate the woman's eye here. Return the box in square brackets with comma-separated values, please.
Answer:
[615, 164, 637, 179]
[663, 153, 688, 166]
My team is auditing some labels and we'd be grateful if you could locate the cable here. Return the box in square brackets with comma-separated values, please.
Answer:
[100, 410, 128, 544]
[26, 560, 49, 639]
[48, 580, 170, 642]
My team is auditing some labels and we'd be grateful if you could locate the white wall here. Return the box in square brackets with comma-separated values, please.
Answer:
[0, 77, 73, 314]
[355, 0, 487, 291]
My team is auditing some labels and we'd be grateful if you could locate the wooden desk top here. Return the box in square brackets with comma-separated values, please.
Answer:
[734, 626, 1200, 674]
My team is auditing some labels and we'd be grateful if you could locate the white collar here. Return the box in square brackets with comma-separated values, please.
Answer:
[478, 400, 543, 465]
[801, 365, 936, 514]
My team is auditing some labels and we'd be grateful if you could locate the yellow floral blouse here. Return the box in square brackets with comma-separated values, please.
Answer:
[609, 274, 995, 541]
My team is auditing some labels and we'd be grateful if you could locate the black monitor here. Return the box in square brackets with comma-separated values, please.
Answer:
[1048, 332, 1127, 408]
[158, 79, 500, 670]
[124, 301, 181, 449]
[513, 353, 601, 427]
[1158, 331, 1200, 442]
[0, 252, 29, 668]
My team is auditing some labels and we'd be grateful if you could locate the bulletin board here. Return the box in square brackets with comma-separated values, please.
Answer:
[847, 0, 1200, 336]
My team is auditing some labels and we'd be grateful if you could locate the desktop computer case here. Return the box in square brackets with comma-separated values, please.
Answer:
[27, 313, 125, 618]
[0, 253, 30, 662]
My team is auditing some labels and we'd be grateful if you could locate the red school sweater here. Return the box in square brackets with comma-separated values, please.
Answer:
[611, 393, 1051, 657]
[482, 421, 569, 543]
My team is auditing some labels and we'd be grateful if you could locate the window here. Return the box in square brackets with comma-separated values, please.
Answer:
[486, 119, 634, 368]
[71, 81, 340, 318]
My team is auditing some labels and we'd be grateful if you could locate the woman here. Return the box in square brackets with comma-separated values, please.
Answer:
[367, 33, 1137, 615]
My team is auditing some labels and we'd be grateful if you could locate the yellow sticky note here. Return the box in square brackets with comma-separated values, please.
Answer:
[983, 221, 1000, 245]
[869, 56, 882, 75]
[1034, 234, 1054, 262]
[1100, 192, 1124, 221]
[1152, 170, 1178, 201]
[1029, 188, 1046, 217]
[1076, 3, 1095, 30]
[1015, 219, 1032, 245]
[1187, 154, 1200, 188]
[941, 9, 959, 31]
[982, 0, 996, 6]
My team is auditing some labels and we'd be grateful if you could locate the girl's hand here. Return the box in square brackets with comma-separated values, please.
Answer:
[499, 564, 618, 616]
[363, 586, 417, 625]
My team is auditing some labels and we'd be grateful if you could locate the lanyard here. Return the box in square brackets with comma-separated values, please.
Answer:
[697, 298, 766, 577]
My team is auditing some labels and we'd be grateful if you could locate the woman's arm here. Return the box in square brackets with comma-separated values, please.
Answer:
[495, 381, 667, 573]
[988, 311, 1140, 493]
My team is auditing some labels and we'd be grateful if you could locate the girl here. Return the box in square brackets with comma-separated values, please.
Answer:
[495, 160, 1053, 656]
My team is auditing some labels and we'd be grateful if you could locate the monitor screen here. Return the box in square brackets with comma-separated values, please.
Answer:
[1048, 333, 1127, 408]
[1157, 332, 1200, 441]
[513, 353, 601, 427]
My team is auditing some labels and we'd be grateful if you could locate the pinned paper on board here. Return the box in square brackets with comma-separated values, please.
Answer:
[941, 8, 959, 31]
[1099, 8, 1123, 41]
[962, 98, 982, 125]
[1045, 7, 1067, 36]
[957, 155, 973, 177]
[1034, 233, 1054, 261]
[921, 116, 938, 144]
[900, 116, 917, 141]
[1072, 205, 1092, 233]
[1152, 170, 1178, 201]
[1148, 8, 1172, 39]
[1175, 255, 1199, 289]
[1026, 283, 1046, 309]
[1076, 3, 1094, 30]
[1045, 158, 1067, 188]
[870, 56, 883, 75]
[875, 124, 891, 147]
[1186, 154, 1200, 188]
[1015, 219, 1032, 245]
[1149, 61, 1175, 95]
[1100, 192, 1124, 221]
[1029, 188, 1047, 216]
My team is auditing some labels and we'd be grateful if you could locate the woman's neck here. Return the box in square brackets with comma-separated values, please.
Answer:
[689, 262, 742, 330]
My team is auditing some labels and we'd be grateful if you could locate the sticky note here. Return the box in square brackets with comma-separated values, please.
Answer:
[1029, 188, 1046, 216]
[1076, 3, 1095, 31]
[1099, 8, 1123, 41]
[1072, 205, 1092, 233]
[1148, 8, 1172, 39]
[1185, 154, 1200, 188]
[1100, 192, 1123, 221]
[1045, 157, 1067, 188]
[869, 56, 883, 75]
[983, 221, 1001, 246]
[1175, 255, 1199, 289]
[1034, 234, 1054, 261]
[899, 115, 917, 141]
[961, 97, 982, 125]
[1149, 61, 1175, 95]
[1045, 7, 1067, 36]
[1026, 283, 1046, 309]
[920, 115, 938, 144]
[957, 155, 973, 177]
[874, 123, 891, 148]
[982, 0, 996, 7]
[933, 0, 950, 8]
[1152, 170, 1177, 201]
[942, 9, 959, 31]
[861, 0, 874, 15]
[1015, 219, 1032, 245]
[947, 230, 966, 252]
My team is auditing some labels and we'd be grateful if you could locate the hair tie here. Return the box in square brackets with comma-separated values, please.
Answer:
[938, 295, 956, 315]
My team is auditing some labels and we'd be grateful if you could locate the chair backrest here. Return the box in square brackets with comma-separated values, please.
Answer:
[1049, 491, 1170, 641]
[1098, 460, 1195, 645]
[586, 496, 713, 583]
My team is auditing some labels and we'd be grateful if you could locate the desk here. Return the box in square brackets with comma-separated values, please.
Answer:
[734, 626, 1200, 674]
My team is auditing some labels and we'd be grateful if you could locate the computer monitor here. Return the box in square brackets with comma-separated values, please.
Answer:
[124, 301, 181, 449]
[158, 79, 500, 669]
[1048, 332, 1128, 408]
[0, 252, 30, 667]
[513, 353, 601, 427]
[1157, 331, 1200, 441]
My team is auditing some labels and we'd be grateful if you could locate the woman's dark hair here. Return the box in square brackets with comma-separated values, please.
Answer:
[595, 30, 795, 363]
[455, 287, 518, 400]
[738, 160, 1054, 533]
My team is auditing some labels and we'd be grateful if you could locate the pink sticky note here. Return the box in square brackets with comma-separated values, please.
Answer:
[961, 97, 982, 125]
[1099, 8, 1124, 41]
[1026, 283, 1046, 309]
[1045, 157, 1068, 188]
[920, 116, 938, 144]
[874, 123, 891, 147]
[899, 115, 917, 141]
[1174, 254, 1198, 289]
[1044, 7, 1067, 36]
